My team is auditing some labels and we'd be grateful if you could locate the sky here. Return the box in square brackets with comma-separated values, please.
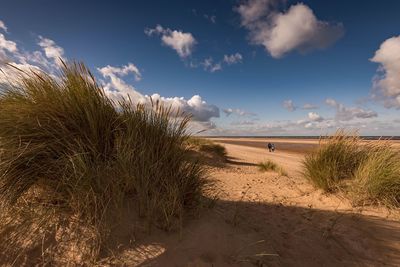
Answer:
[0, 0, 400, 136]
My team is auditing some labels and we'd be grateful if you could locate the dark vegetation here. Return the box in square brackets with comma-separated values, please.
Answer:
[0, 62, 211, 264]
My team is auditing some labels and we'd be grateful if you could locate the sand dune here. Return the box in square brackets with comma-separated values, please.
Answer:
[112, 141, 400, 266]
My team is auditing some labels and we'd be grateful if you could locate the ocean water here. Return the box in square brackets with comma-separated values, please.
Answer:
[205, 136, 400, 140]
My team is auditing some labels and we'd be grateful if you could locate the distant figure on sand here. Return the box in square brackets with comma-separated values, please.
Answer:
[271, 143, 275, 152]
[267, 142, 272, 152]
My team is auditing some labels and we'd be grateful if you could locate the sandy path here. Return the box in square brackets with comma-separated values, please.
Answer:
[110, 142, 400, 266]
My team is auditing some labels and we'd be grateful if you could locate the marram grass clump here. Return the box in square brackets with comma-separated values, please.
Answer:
[302, 130, 368, 191]
[352, 143, 400, 207]
[258, 160, 288, 176]
[0, 62, 209, 264]
[303, 130, 400, 207]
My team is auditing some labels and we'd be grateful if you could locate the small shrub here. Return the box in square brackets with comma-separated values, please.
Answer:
[258, 160, 278, 172]
[302, 130, 368, 191]
[258, 160, 287, 176]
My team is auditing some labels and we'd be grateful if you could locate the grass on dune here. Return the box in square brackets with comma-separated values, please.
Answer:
[258, 160, 288, 177]
[352, 143, 400, 207]
[302, 130, 367, 191]
[0, 62, 209, 264]
[186, 137, 227, 158]
[303, 129, 400, 207]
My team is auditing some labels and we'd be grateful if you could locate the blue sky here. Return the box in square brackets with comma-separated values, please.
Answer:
[1, 0, 400, 135]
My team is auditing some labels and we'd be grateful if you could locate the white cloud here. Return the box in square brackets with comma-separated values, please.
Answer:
[145, 25, 197, 58]
[0, 20, 8, 33]
[38, 36, 66, 66]
[0, 33, 17, 54]
[151, 94, 219, 122]
[296, 112, 324, 127]
[197, 53, 243, 73]
[98, 63, 219, 123]
[307, 112, 323, 122]
[370, 35, 400, 109]
[325, 98, 337, 107]
[302, 103, 318, 110]
[325, 98, 377, 121]
[0, 62, 43, 85]
[236, 0, 344, 58]
[0, 24, 65, 85]
[97, 63, 146, 104]
[236, 0, 277, 27]
[223, 108, 256, 117]
[223, 53, 243, 65]
[201, 57, 222, 72]
[98, 63, 141, 81]
[283, 99, 296, 111]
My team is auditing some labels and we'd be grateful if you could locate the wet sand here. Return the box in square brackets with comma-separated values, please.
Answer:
[208, 137, 319, 154]
[209, 137, 400, 154]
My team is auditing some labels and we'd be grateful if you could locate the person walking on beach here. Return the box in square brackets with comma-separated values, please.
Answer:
[267, 142, 272, 152]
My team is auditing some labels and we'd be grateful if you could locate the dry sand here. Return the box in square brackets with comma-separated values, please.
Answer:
[109, 139, 400, 266]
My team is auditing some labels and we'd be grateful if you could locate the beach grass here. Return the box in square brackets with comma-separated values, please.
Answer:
[303, 130, 400, 207]
[258, 160, 288, 176]
[0, 62, 209, 264]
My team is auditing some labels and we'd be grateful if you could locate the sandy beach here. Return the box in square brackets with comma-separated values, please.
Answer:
[112, 139, 400, 266]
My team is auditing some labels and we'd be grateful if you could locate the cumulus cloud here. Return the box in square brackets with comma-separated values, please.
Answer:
[296, 111, 324, 128]
[223, 108, 256, 117]
[0, 33, 17, 54]
[0, 25, 65, 85]
[236, 0, 344, 58]
[0, 20, 8, 33]
[98, 63, 142, 81]
[223, 53, 243, 65]
[325, 98, 337, 107]
[98, 63, 219, 124]
[307, 112, 323, 122]
[370, 35, 400, 109]
[283, 99, 296, 111]
[325, 98, 377, 121]
[145, 25, 197, 58]
[97, 63, 146, 104]
[151, 94, 220, 122]
[38, 36, 66, 66]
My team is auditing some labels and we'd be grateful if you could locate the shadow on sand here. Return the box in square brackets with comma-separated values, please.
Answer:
[106, 199, 400, 267]
[226, 156, 258, 167]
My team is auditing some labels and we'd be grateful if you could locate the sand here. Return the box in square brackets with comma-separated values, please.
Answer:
[109, 139, 400, 266]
